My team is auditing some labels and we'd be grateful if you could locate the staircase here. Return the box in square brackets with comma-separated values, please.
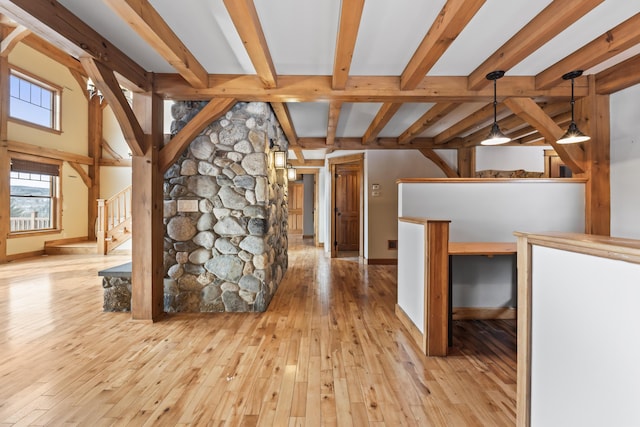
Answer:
[96, 186, 132, 255]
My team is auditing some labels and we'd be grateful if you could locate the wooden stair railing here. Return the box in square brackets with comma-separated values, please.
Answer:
[96, 185, 132, 255]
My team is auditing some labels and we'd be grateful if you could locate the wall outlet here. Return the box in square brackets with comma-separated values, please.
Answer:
[388, 240, 398, 250]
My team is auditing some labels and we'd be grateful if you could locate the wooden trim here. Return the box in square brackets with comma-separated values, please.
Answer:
[7, 228, 62, 239]
[448, 242, 516, 256]
[329, 153, 364, 259]
[452, 307, 516, 320]
[395, 304, 425, 353]
[397, 177, 588, 184]
[399, 217, 451, 226]
[516, 235, 533, 427]
[366, 258, 397, 265]
[6, 249, 45, 261]
[7, 140, 92, 165]
[0, 54, 9, 263]
[512, 232, 640, 265]
[43, 236, 89, 247]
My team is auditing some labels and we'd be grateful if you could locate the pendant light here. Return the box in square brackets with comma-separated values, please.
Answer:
[480, 71, 511, 146]
[557, 70, 590, 144]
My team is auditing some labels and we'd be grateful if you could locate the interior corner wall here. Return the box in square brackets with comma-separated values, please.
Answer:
[6, 43, 89, 256]
[302, 174, 314, 236]
[365, 150, 448, 260]
[611, 83, 640, 240]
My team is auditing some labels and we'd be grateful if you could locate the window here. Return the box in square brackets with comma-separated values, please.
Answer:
[10, 158, 60, 233]
[9, 68, 61, 131]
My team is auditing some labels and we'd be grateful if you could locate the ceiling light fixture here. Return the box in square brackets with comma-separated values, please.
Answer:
[287, 164, 297, 181]
[557, 70, 590, 144]
[480, 70, 511, 146]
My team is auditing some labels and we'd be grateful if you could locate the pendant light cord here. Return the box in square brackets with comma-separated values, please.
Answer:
[570, 77, 575, 123]
[493, 77, 497, 123]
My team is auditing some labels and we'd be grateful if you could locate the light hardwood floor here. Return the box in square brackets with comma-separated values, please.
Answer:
[0, 238, 516, 426]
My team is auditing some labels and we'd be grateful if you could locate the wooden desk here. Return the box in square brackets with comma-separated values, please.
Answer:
[448, 242, 517, 345]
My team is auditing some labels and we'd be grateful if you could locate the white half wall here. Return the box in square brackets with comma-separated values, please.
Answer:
[476, 146, 547, 172]
[611, 83, 640, 239]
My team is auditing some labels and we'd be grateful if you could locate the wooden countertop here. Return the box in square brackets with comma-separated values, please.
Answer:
[448, 242, 516, 255]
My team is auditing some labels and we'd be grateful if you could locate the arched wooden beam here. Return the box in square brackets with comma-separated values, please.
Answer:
[158, 97, 236, 173]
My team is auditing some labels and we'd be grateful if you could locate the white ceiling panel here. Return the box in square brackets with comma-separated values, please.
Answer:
[378, 103, 435, 137]
[429, 0, 553, 76]
[287, 102, 329, 137]
[350, 0, 447, 75]
[255, 0, 340, 75]
[336, 103, 383, 137]
[59, 0, 171, 72]
[511, 2, 640, 75]
[420, 102, 488, 137]
[152, 0, 255, 74]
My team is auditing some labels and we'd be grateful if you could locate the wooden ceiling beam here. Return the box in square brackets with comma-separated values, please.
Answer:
[536, 13, 640, 90]
[159, 97, 236, 173]
[401, 0, 485, 90]
[332, 0, 365, 90]
[223, 0, 277, 89]
[0, 0, 150, 91]
[468, 0, 604, 90]
[434, 102, 506, 145]
[326, 101, 342, 146]
[596, 54, 640, 94]
[270, 102, 299, 146]
[0, 24, 29, 56]
[504, 97, 584, 174]
[398, 103, 459, 144]
[362, 102, 402, 144]
[289, 159, 324, 167]
[104, 0, 208, 89]
[290, 146, 305, 162]
[21, 34, 85, 75]
[81, 57, 145, 156]
[156, 74, 586, 102]
[298, 137, 437, 150]
[419, 148, 459, 178]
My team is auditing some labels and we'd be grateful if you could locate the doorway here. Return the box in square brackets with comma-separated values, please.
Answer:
[288, 181, 304, 235]
[329, 154, 364, 258]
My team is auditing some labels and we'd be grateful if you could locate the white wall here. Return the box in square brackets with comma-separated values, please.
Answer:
[302, 174, 314, 236]
[611, 83, 640, 239]
[476, 146, 547, 172]
[530, 245, 640, 426]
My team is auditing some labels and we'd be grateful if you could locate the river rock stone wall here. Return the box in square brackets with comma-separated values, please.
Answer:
[163, 101, 288, 312]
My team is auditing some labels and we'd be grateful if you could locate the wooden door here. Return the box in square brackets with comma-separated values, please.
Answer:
[335, 164, 360, 251]
[288, 181, 304, 234]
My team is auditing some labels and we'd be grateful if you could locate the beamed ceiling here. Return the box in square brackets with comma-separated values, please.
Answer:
[1, 0, 640, 165]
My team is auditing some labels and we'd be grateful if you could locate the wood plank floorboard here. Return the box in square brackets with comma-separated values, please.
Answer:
[0, 239, 516, 426]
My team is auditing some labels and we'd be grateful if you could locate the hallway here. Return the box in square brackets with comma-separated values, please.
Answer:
[0, 238, 516, 426]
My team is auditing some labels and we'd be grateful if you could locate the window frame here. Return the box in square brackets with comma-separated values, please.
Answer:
[8, 66, 62, 134]
[8, 153, 63, 238]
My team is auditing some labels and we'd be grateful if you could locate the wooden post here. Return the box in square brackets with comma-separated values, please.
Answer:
[424, 220, 450, 356]
[87, 95, 102, 240]
[130, 91, 164, 321]
[457, 147, 475, 178]
[0, 54, 9, 263]
[579, 76, 610, 235]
